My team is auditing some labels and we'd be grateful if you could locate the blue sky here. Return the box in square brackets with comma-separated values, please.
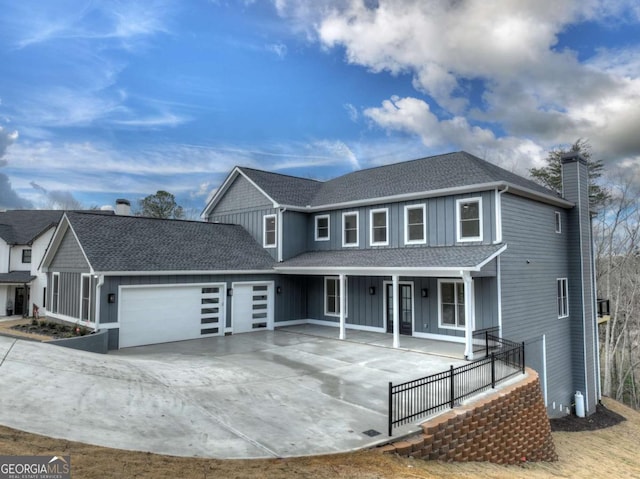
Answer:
[0, 1, 639, 214]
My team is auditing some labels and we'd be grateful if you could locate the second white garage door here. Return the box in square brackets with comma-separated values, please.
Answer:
[231, 282, 274, 333]
[119, 283, 225, 348]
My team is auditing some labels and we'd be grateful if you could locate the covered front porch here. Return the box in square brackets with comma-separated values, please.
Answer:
[275, 244, 507, 360]
[0, 271, 34, 317]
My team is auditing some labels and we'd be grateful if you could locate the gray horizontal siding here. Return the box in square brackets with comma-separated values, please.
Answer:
[49, 229, 90, 273]
[500, 192, 573, 417]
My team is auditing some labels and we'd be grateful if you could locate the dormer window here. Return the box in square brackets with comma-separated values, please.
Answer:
[456, 198, 483, 242]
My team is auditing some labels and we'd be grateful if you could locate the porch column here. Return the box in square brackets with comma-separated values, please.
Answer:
[463, 271, 475, 360]
[339, 273, 346, 340]
[392, 274, 399, 348]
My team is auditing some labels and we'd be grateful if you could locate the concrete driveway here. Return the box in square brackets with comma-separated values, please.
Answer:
[0, 330, 465, 458]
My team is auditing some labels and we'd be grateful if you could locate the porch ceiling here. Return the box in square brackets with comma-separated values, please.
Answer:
[274, 244, 506, 277]
[0, 271, 36, 285]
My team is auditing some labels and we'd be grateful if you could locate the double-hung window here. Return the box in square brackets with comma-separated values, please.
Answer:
[456, 198, 483, 242]
[51, 273, 59, 314]
[81, 274, 93, 322]
[555, 211, 562, 234]
[439, 280, 465, 329]
[22, 249, 32, 264]
[404, 204, 426, 244]
[370, 208, 388, 246]
[342, 212, 359, 247]
[263, 214, 277, 248]
[315, 215, 330, 241]
[557, 278, 569, 318]
[325, 277, 347, 317]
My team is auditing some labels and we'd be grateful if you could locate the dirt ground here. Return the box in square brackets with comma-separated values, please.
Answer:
[0, 398, 638, 479]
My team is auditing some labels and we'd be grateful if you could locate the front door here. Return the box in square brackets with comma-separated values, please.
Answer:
[15, 287, 26, 316]
[385, 282, 413, 335]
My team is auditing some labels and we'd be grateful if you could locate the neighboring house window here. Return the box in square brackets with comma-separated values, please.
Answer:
[404, 204, 426, 244]
[315, 214, 330, 241]
[325, 276, 348, 317]
[342, 212, 359, 247]
[81, 274, 93, 322]
[43, 287, 46, 308]
[263, 214, 277, 248]
[51, 273, 59, 314]
[370, 208, 389, 246]
[555, 211, 562, 233]
[456, 198, 483, 242]
[557, 278, 569, 318]
[439, 280, 465, 329]
[22, 249, 32, 264]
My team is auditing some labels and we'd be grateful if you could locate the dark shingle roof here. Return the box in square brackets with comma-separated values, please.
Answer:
[0, 271, 36, 284]
[276, 244, 505, 270]
[65, 212, 274, 272]
[0, 210, 65, 244]
[236, 151, 558, 208]
[238, 167, 322, 206]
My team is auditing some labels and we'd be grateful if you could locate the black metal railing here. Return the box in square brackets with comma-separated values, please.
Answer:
[472, 326, 500, 356]
[388, 338, 524, 436]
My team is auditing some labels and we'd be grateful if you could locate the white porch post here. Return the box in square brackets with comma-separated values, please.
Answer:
[392, 274, 399, 348]
[463, 271, 475, 360]
[339, 273, 346, 340]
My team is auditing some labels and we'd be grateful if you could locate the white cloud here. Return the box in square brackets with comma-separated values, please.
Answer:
[344, 103, 359, 122]
[266, 42, 288, 58]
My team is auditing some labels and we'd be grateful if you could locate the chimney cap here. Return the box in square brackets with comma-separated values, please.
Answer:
[115, 198, 131, 206]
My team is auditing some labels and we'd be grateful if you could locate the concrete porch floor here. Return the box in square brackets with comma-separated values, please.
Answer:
[277, 323, 466, 359]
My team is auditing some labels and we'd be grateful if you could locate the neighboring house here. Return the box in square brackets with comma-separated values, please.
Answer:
[40, 151, 600, 418]
[0, 210, 66, 317]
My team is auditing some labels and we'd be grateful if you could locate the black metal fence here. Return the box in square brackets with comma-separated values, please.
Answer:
[388, 336, 524, 436]
[472, 326, 500, 355]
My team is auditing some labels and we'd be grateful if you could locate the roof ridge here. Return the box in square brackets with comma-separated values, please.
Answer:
[238, 166, 323, 184]
[69, 211, 242, 227]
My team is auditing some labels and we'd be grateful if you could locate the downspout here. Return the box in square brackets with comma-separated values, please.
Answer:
[94, 275, 104, 330]
[495, 186, 509, 244]
[495, 186, 508, 338]
[277, 207, 286, 263]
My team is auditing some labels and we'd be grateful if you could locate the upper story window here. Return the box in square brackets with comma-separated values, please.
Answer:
[263, 214, 277, 248]
[439, 280, 465, 330]
[555, 211, 562, 233]
[456, 198, 483, 242]
[404, 204, 426, 244]
[370, 208, 389, 246]
[557, 278, 569, 318]
[22, 249, 32, 264]
[315, 215, 330, 241]
[342, 211, 359, 247]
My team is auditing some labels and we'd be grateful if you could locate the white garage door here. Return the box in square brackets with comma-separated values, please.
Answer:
[119, 283, 225, 348]
[232, 282, 274, 334]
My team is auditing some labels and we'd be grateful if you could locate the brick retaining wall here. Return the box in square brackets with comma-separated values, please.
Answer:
[378, 368, 557, 464]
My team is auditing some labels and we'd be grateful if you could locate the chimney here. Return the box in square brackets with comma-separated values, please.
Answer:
[561, 153, 598, 414]
[115, 199, 131, 216]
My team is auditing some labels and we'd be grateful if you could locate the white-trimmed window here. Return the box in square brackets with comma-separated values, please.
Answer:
[325, 276, 348, 317]
[456, 198, 483, 242]
[263, 214, 277, 248]
[51, 273, 60, 314]
[80, 274, 94, 322]
[342, 211, 359, 247]
[315, 214, 330, 241]
[370, 208, 389, 246]
[404, 204, 426, 244]
[555, 211, 562, 234]
[22, 249, 32, 264]
[438, 280, 465, 330]
[557, 278, 569, 318]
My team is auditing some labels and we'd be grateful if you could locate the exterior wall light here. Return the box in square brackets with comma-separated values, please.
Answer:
[421, 288, 429, 298]
[369, 286, 376, 295]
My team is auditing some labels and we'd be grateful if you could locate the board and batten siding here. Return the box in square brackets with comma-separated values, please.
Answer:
[500, 192, 572, 417]
[283, 211, 308, 260]
[307, 191, 496, 251]
[49, 229, 90, 273]
[210, 175, 272, 214]
[208, 208, 279, 260]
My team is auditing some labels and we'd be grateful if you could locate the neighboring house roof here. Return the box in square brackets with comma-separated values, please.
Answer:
[0, 271, 36, 284]
[204, 151, 567, 215]
[58, 212, 274, 273]
[0, 210, 65, 245]
[275, 244, 506, 274]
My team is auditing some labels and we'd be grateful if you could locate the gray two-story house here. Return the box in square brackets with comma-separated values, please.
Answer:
[40, 151, 599, 418]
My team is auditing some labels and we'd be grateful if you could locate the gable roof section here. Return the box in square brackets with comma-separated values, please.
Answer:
[0, 210, 65, 245]
[204, 151, 568, 214]
[56, 212, 274, 273]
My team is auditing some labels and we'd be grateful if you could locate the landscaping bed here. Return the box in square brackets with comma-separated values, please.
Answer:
[8, 319, 90, 340]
